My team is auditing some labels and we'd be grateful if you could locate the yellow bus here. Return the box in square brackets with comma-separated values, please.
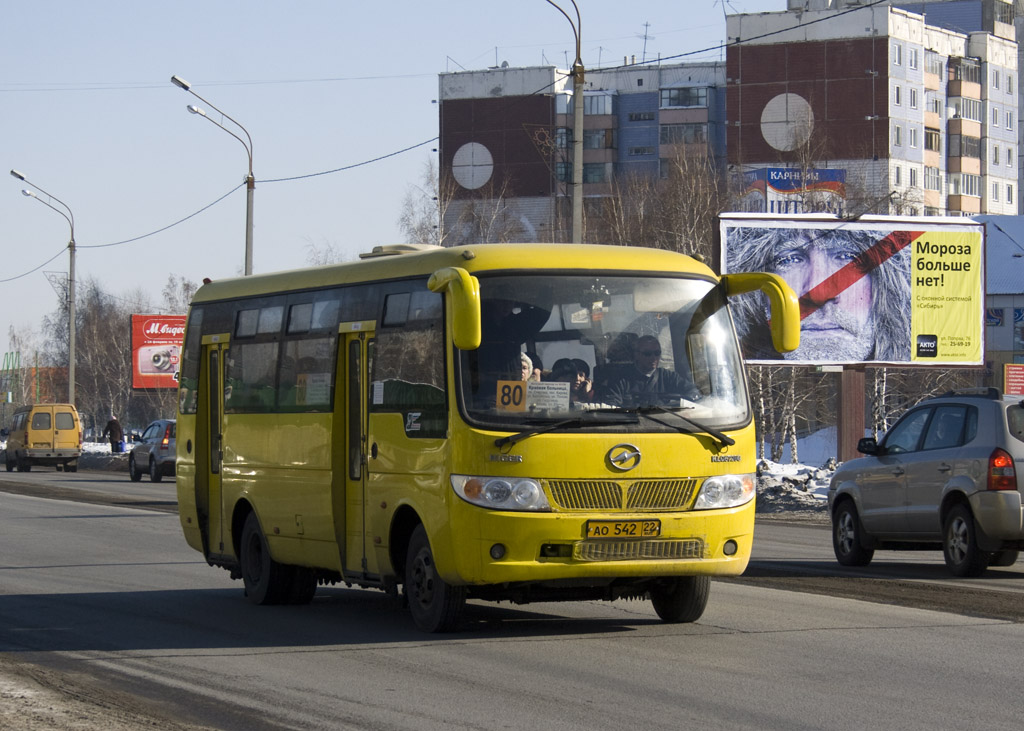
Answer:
[175, 243, 798, 631]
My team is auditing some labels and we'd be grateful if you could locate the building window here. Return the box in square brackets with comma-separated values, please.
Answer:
[893, 124, 903, 147]
[993, 182, 1000, 201]
[993, 70, 1000, 90]
[555, 128, 570, 149]
[556, 161, 571, 182]
[992, 106, 1000, 126]
[582, 162, 609, 184]
[909, 167, 918, 187]
[909, 48, 919, 70]
[583, 94, 613, 116]
[951, 97, 983, 122]
[1006, 111, 1014, 130]
[659, 122, 707, 144]
[950, 57, 981, 84]
[1008, 184, 1014, 202]
[909, 127, 918, 148]
[659, 87, 707, 108]
[1009, 75, 1014, 94]
[994, 146, 1001, 165]
[628, 146, 655, 156]
[628, 111, 655, 122]
[949, 172, 981, 197]
[949, 135, 981, 159]
[892, 43, 902, 66]
[927, 95, 942, 115]
[925, 166, 941, 191]
[893, 84, 902, 106]
[583, 129, 614, 149]
[925, 51, 944, 76]
[910, 88, 918, 109]
[925, 128, 941, 152]
[895, 166, 902, 186]
[1008, 147, 1014, 166]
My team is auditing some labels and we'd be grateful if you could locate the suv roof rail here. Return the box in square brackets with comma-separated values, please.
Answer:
[938, 387, 1002, 400]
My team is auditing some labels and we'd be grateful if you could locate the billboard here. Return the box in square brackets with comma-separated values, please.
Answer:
[131, 314, 186, 389]
[739, 168, 846, 216]
[721, 215, 985, 366]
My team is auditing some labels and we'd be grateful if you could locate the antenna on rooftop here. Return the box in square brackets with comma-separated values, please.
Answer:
[637, 22, 655, 63]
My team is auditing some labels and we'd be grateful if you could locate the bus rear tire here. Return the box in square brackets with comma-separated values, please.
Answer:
[405, 524, 465, 632]
[240, 512, 291, 605]
[286, 567, 317, 605]
[649, 575, 710, 623]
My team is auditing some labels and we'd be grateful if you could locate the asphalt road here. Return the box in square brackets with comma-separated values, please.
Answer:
[1, 469, 1023, 729]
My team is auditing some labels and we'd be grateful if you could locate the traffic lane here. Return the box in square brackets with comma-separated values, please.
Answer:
[0, 469, 176, 513]
[742, 519, 1024, 622]
[2, 493, 1023, 730]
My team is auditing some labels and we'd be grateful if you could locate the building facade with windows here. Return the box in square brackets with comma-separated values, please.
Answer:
[727, 0, 1018, 216]
[438, 61, 727, 243]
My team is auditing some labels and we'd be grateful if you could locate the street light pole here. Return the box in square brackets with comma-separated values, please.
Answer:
[10, 169, 77, 404]
[171, 75, 255, 276]
[546, 0, 584, 244]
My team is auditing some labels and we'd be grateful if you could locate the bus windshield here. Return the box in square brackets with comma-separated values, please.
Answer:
[458, 273, 748, 430]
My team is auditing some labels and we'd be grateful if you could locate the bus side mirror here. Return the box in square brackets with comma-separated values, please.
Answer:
[428, 266, 482, 350]
[721, 272, 801, 353]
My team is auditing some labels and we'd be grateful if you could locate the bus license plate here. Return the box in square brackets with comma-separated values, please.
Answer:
[586, 520, 660, 538]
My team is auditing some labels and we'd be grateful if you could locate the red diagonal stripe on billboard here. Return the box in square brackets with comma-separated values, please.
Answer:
[799, 230, 921, 320]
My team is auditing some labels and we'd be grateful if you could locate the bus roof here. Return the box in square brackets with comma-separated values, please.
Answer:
[190, 243, 716, 304]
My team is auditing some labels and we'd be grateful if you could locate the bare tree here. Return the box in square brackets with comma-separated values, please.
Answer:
[399, 158, 459, 247]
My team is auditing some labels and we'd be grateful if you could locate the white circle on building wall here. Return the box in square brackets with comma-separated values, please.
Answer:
[452, 142, 494, 190]
[760, 93, 814, 152]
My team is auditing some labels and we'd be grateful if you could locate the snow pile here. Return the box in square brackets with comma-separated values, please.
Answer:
[756, 459, 831, 514]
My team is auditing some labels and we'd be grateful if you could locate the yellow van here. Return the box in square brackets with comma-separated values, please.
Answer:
[4, 404, 82, 472]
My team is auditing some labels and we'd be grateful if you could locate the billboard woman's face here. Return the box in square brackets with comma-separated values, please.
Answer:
[771, 234, 875, 361]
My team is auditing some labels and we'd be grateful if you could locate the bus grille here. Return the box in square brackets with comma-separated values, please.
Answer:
[573, 539, 706, 561]
[547, 479, 699, 511]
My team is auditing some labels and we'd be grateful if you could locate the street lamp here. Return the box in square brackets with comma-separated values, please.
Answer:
[10, 169, 77, 404]
[546, 0, 584, 243]
[171, 74, 255, 276]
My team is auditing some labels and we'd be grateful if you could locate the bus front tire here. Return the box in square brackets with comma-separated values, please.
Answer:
[240, 512, 291, 605]
[405, 524, 465, 632]
[649, 575, 710, 623]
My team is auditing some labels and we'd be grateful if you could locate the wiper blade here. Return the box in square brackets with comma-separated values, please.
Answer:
[634, 405, 735, 448]
[493, 412, 639, 449]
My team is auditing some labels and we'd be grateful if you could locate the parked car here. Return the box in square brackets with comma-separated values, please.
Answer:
[828, 388, 1024, 577]
[4, 403, 82, 472]
[129, 419, 176, 483]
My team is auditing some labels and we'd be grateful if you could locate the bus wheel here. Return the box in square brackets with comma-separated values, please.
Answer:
[240, 512, 290, 605]
[649, 576, 710, 623]
[405, 524, 465, 632]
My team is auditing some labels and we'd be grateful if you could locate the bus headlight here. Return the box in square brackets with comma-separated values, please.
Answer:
[451, 475, 551, 511]
[693, 474, 755, 510]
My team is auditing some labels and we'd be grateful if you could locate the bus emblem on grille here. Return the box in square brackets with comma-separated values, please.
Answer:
[607, 443, 641, 472]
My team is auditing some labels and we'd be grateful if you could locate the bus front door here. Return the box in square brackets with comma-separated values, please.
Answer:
[333, 326, 375, 581]
[197, 336, 229, 562]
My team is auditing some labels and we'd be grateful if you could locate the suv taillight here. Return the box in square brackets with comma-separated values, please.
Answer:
[162, 425, 171, 447]
[988, 448, 1017, 491]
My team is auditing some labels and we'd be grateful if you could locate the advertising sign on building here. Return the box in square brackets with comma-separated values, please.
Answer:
[739, 168, 846, 216]
[721, 214, 985, 366]
[1005, 364, 1024, 396]
[131, 314, 186, 389]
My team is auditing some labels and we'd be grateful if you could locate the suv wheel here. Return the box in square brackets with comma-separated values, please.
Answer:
[832, 500, 874, 566]
[128, 454, 142, 482]
[943, 504, 990, 577]
[149, 458, 163, 483]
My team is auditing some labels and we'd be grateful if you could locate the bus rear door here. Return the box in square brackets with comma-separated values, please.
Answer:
[197, 334, 229, 561]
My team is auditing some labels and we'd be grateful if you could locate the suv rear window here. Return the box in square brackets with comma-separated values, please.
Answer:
[1007, 404, 1024, 443]
[56, 412, 76, 430]
[31, 413, 51, 430]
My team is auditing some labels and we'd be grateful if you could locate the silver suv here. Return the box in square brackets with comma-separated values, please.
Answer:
[828, 388, 1024, 576]
[129, 419, 176, 483]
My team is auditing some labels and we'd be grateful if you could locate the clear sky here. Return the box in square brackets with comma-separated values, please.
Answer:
[1, 0, 783, 356]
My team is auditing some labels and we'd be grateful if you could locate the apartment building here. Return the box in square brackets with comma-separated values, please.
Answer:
[728, 0, 1019, 216]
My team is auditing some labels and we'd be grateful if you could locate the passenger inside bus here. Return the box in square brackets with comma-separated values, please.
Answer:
[600, 334, 702, 405]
